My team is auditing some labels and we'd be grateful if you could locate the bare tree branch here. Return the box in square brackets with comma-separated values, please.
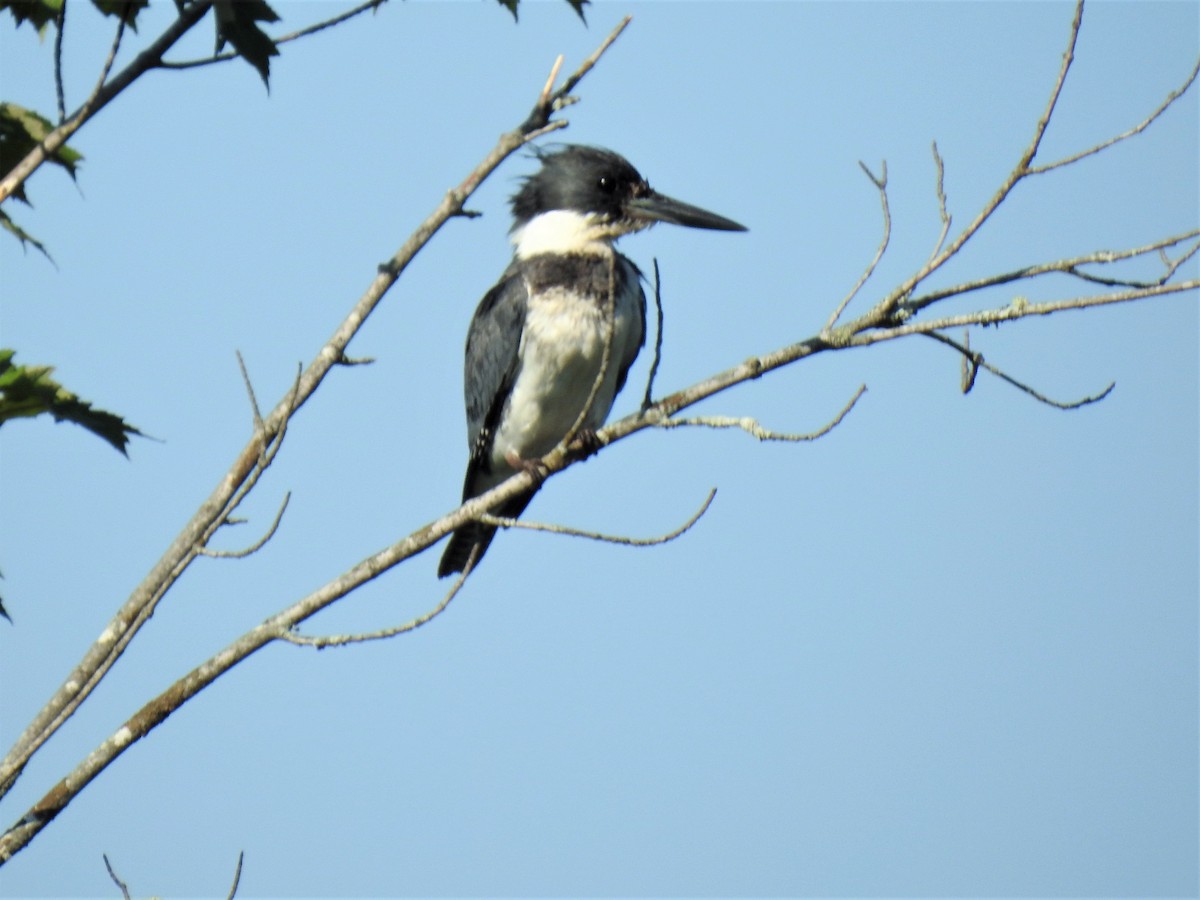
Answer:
[281, 548, 479, 650]
[227, 851, 244, 900]
[102, 853, 131, 900]
[198, 492, 292, 559]
[905, 230, 1200, 314]
[2, 2, 1194, 869]
[824, 161, 889, 332]
[924, 331, 1115, 409]
[1028, 55, 1200, 175]
[641, 258, 665, 411]
[0, 1, 187, 205]
[159, 0, 389, 71]
[926, 141, 952, 264]
[480, 487, 718, 547]
[660, 384, 867, 442]
[0, 19, 635, 855]
[53, 2, 67, 123]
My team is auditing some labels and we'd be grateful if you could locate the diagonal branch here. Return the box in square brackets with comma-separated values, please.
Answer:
[0, 3, 209, 205]
[0, 18, 635, 855]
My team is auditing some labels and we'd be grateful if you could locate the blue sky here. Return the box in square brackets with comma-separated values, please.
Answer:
[1, 1, 1197, 896]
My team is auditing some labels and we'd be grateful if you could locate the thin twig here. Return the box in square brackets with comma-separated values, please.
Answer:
[924, 330, 1114, 409]
[0, 2, 205, 205]
[554, 15, 632, 99]
[226, 851, 244, 900]
[86, 16, 128, 119]
[857, 0, 1086, 327]
[660, 384, 867, 442]
[103, 854, 132, 900]
[641, 257, 665, 411]
[927, 141, 952, 262]
[855, 278, 1199, 346]
[481, 488, 717, 547]
[824, 161, 889, 332]
[959, 329, 978, 393]
[198, 492, 292, 559]
[54, 2, 67, 123]
[904, 229, 1200, 313]
[160, 0, 387, 70]
[539, 54, 565, 106]
[1028, 55, 1200, 175]
[236, 351, 265, 437]
[280, 546, 478, 649]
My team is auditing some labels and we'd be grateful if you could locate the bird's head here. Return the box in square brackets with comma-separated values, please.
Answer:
[510, 145, 746, 257]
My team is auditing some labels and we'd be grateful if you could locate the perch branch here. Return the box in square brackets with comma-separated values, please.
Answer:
[0, 21, 633, 849]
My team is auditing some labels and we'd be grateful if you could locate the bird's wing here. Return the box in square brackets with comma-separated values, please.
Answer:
[463, 261, 528, 483]
[613, 262, 647, 397]
[438, 265, 531, 578]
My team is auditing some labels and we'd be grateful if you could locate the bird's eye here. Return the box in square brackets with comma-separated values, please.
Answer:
[597, 175, 615, 194]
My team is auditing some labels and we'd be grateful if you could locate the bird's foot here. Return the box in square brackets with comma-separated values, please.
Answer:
[504, 450, 549, 487]
[570, 428, 604, 460]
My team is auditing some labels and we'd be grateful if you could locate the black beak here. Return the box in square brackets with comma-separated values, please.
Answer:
[627, 190, 747, 232]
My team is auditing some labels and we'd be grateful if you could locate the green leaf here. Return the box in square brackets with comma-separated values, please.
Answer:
[0, 207, 54, 263]
[0, 0, 62, 34]
[0, 349, 143, 455]
[495, 0, 518, 21]
[213, 0, 280, 88]
[0, 102, 84, 190]
[89, 0, 150, 31]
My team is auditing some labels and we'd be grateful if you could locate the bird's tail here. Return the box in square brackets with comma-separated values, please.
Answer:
[437, 491, 535, 578]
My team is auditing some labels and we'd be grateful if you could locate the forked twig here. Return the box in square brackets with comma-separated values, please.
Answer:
[824, 161, 890, 332]
[1028, 55, 1200, 175]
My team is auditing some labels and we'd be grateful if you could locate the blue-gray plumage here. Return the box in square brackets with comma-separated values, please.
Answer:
[438, 145, 746, 577]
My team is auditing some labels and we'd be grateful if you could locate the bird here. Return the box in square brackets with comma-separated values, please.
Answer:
[438, 145, 746, 578]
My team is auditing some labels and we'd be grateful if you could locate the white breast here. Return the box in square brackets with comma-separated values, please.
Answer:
[488, 260, 642, 477]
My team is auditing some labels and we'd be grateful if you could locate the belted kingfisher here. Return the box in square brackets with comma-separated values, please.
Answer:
[438, 145, 746, 577]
